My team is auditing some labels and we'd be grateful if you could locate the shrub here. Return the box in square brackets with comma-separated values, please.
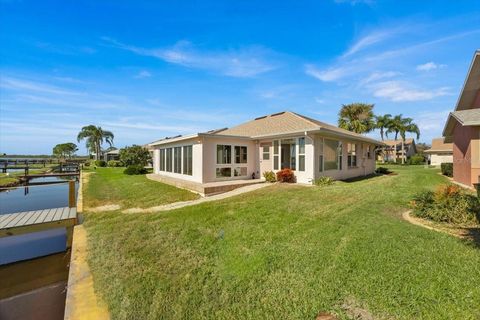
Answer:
[123, 165, 147, 175]
[107, 160, 123, 167]
[407, 154, 425, 165]
[263, 171, 276, 183]
[411, 184, 480, 225]
[120, 145, 151, 167]
[94, 160, 107, 167]
[313, 176, 335, 186]
[276, 168, 295, 183]
[83, 161, 90, 167]
[441, 163, 453, 177]
[375, 167, 392, 175]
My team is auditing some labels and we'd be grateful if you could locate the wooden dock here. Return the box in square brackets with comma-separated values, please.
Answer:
[0, 207, 77, 248]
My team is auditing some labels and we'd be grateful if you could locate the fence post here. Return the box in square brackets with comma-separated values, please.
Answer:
[68, 180, 76, 208]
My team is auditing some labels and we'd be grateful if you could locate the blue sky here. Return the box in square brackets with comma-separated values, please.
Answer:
[1, 0, 479, 155]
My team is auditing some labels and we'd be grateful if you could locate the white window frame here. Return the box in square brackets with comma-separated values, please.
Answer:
[215, 144, 248, 179]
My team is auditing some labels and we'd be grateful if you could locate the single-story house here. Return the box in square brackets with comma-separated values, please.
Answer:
[379, 138, 417, 162]
[149, 111, 383, 185]
[102, 149, 120, 162]
[424, 138, 453, 166]
[443, 50, 480, 188]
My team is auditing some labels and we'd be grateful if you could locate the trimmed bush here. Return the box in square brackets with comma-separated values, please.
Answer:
[313, 176, 335, 186]
[124, 165, 147, 175]
[120, 145, 151, 167]
[375, 167, 392, 175]
[407, 154, 425, 165]
[263, 171, 276, 183]
[411, 184, 480, 225]
[276, 168, 295, 183]
[441, 163, 453, 177]
[95, 160, 107, 167]
[107, 160, 123, 167]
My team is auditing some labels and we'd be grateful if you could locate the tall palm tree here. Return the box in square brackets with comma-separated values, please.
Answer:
[398, 118, 420, 164]
[375, 114, 392, 141]
[338, 103, 375, 134]
[77, 125, 114, 160]
[387, 115, 420, 164]
[375, 114, 392, 162]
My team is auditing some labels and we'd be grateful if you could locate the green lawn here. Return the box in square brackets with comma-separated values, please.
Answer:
[84, 166, 480, 319]
[83, 167, 199, 209]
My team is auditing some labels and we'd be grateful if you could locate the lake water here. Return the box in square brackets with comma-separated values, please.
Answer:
[0, 177, 79, 214]
[0, 176, 79, 265]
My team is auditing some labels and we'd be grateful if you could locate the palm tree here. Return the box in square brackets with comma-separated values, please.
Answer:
[375, 114, 392, 162]
[77, 125, 114, 160]
[338, 103, 375, 134]
[375, 114, 392, 141]
[387, 115, 420, 164]
[398, 118, 420, 164]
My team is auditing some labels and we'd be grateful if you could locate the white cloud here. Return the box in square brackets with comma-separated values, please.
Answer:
[0, 77, 83, 96]
[305, 64, 352, 82]
[361, 71, 400, 85]
[416, 62, 446, 71]
[314, 98, 325, 104]
[415, 110, 450, 132]
[102, 38, 277, 78]
[371, 81, 451, 102]
[134, 70, 152, 79]
[343, 31, 392, 57]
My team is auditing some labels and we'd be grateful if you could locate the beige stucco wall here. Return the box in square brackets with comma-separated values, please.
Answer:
[152, 133, 378, 185]
[259, 142, 272, 175]
[201, 136, 258, 183]
[429, 154, 453, 166]
[151, 137, 203, 183]
[313, 134, 376, 181]
[471, 128, 480, 185]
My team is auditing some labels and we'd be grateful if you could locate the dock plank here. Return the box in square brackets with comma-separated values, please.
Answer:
[5, 212, 29, 228]
[44, 208, 57, 223]
[17, 211, 34, 226]
[24, 210, 44, 226]
[0, 213, 15, 225]
[53, 208, 64, 221]
[68, 208, 77, 219]
[36, 209, 51, 224]
[0, 213, 17, 228]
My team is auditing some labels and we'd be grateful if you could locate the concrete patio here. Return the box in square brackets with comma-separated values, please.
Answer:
[146, 174, 264, 196]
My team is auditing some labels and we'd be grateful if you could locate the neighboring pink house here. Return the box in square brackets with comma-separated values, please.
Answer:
[149, 111, 383, 186]
[443, 50, 480, 188]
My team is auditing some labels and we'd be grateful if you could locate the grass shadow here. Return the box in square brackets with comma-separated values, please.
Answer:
[342, 174, 383, 183]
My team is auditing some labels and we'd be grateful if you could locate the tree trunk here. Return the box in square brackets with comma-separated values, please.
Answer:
[401, 139, 405, 165]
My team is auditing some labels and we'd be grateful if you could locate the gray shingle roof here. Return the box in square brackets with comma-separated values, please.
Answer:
[216, 111, 383, 144]
[451, 109, 480, 126]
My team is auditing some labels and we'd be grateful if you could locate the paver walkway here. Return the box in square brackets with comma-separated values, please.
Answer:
[122, 183, 270, 213]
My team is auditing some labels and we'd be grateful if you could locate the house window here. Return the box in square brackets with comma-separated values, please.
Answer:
[366, 145, 372, 159]
[324, 139, 339, 170]
[216, 145, 231, 164]
[160, 149, 165, 171]
[174, 147, 182, 173]
[235, 146, 247, 164]
[273, 140, 279, 170]
[262, 146, 270, 160]
[338, 142, 343, 170]
[298, 137, 305, 171]
[234, 167, 247, 177]
[183, 145, 192, 175]
[318, 139, 324, 172]
[347, 143, 357, 168]
[216, 167, 231, 178]
[166, 148, 173, 172]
